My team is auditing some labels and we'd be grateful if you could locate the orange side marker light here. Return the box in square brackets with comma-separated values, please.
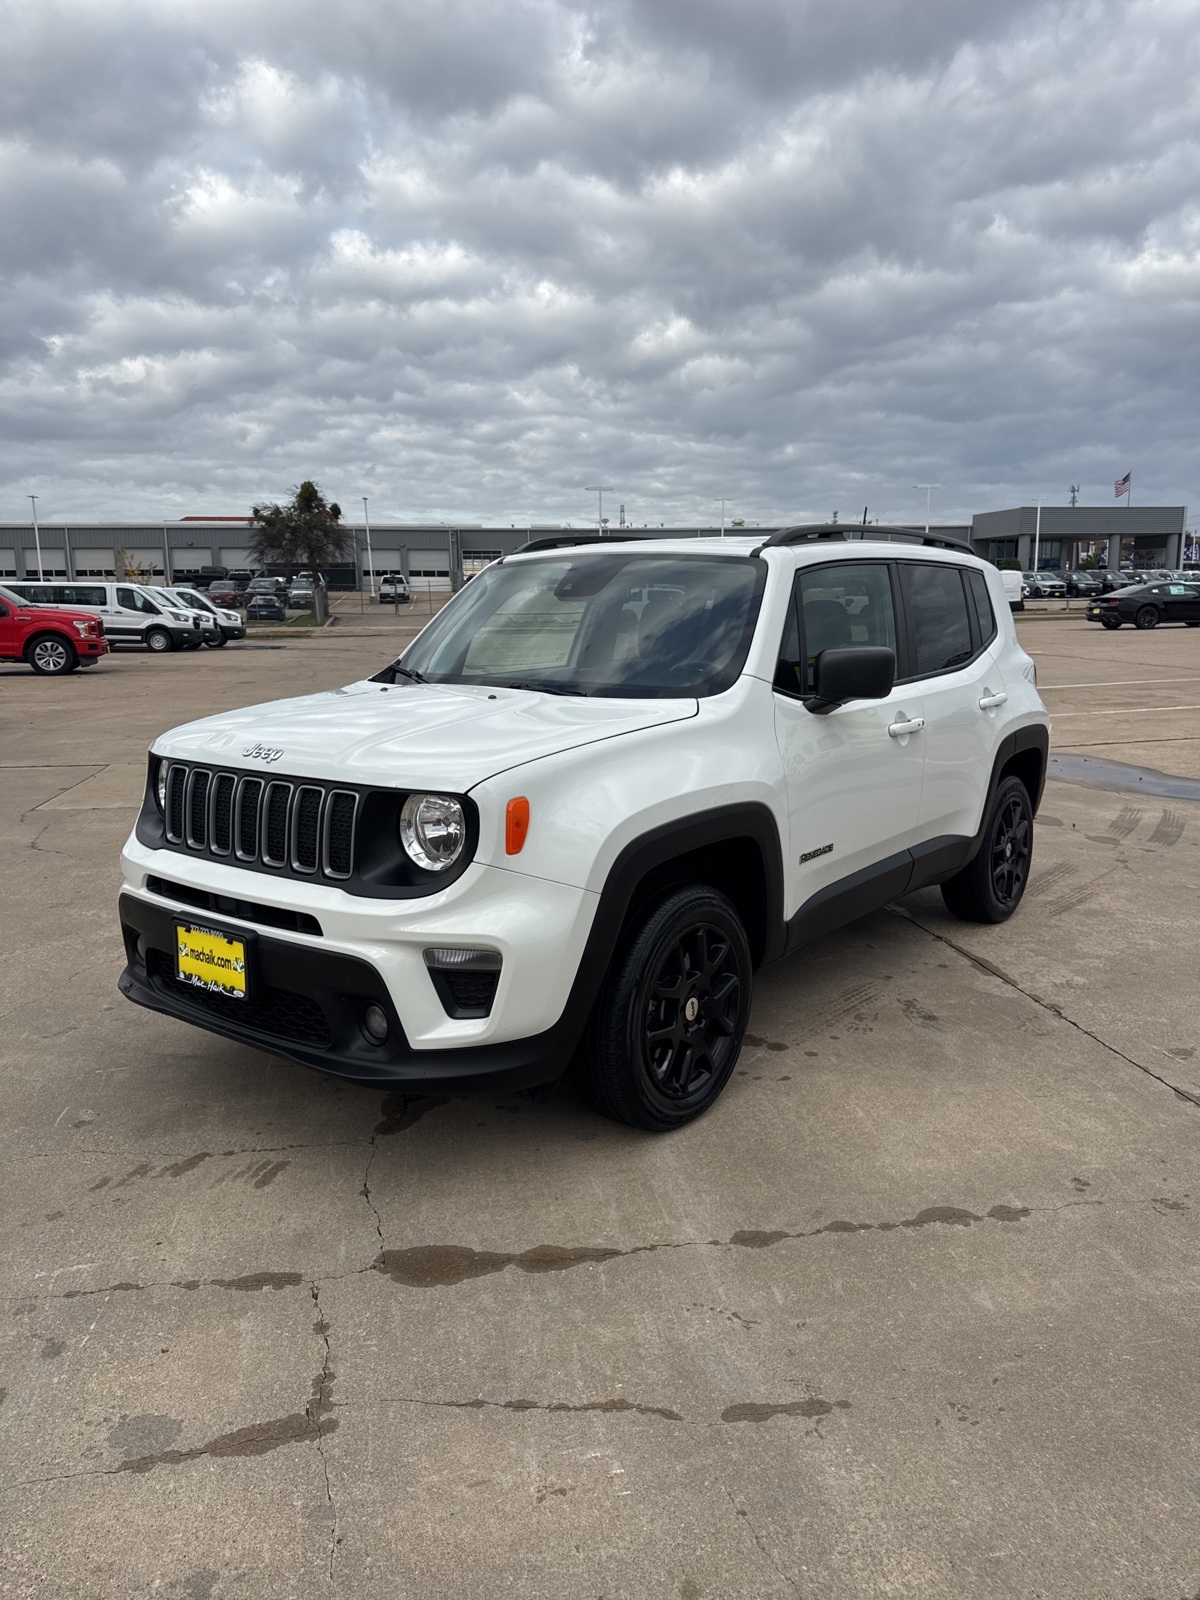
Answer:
[506, 797, 531, 855]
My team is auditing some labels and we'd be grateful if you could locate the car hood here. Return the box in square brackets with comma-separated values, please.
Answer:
[153, 679, 698, 790]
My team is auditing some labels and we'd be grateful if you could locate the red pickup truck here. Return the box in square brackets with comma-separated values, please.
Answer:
[0, 582, 108, 674]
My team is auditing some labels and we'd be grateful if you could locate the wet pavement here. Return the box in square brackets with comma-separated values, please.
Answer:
[1, 617, 1198, 1598]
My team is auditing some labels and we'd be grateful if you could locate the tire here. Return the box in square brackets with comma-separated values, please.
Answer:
[26, 633, 78, 675]
[181, 638, 201, 650]
[576, 886, 753, 1131]
[1187, 622, 1200, 628]
[941, 775, 1033, 925]
[204, 633, 229, 647]
[1100, 616, 1122, 629]
[1134, 606, 1160, 630]
[145, 628, 174, 653]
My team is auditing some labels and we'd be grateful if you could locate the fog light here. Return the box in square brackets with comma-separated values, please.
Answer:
[136, 934, 147, 962]
[361, 1003, 390, 1044]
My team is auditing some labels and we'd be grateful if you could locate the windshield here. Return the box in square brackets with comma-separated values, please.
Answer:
[393, 552, 765, 698]
[169, 589, 214, 613]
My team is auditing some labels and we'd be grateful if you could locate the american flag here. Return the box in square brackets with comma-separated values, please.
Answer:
[1114, 472, 1131, 497]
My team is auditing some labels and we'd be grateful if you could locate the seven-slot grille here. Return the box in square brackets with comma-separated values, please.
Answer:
[163, 764, 357, 879]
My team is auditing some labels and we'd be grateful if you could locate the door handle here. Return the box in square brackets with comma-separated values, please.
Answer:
[888, 717, 925, 738]
[978, 692, 1008, 709]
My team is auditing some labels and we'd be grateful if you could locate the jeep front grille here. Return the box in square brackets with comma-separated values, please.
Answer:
[162, 763, 358, 881]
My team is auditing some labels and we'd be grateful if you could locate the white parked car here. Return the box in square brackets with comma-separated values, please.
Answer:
[999, 569, 1026, 611]
[118, 527, 1050, 1129]
[8, 579, 203, 651]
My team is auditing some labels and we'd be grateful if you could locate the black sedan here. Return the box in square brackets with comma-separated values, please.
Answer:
[244, 594, 287, 622]
[1087, 581, 1200, 630]
[1061, 570, 1105, 597]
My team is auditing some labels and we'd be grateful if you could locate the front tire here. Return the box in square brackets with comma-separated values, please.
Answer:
[941, 775, 1033, 924]
[205, 633, 229, 647]
[1134, 606, 1160, 630]
[577, 886, 752, 1131]
[27, 633, 77, 675]
[145, 628, 174, 653]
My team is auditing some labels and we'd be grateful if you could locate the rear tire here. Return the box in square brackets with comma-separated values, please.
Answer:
[941, 775, 1033, 925]
[1134, 606, 1159, 630]
[1100, 616, 1122, 629]
[146, 628, 173, 652]
[576, 886, 752, 1131]
[205, 633, 229, 647]
[26, 633, 77, 675]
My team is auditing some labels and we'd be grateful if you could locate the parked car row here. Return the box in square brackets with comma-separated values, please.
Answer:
[1018, 566, 1196, 599]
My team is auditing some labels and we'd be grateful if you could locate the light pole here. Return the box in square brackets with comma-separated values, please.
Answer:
[713, 498, 730, 537]
[585, 486, 613, 537]
[362, 497, 375, 597]
[1033, 496, 1042, 573]
[28, 494, 43, 580]
[913, 483, 941, 535]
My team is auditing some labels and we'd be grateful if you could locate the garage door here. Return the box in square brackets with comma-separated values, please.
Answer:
[408, 549, 449, 576]
[220, 547, 253, 568]
[75, 549, 114, 577]
[0, 548, 15, 577]
[23, 547, 67, 577]
[119, 548, 165, 578]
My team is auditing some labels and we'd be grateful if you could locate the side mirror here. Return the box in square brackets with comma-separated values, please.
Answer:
[805, 646, 896, 715]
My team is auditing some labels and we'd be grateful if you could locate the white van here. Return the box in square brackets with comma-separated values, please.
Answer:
[1000, 569, 1026, 612]
[7, 580, 202, 652]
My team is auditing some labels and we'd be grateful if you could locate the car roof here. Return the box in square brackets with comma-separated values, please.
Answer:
[506, 532, 987, 570]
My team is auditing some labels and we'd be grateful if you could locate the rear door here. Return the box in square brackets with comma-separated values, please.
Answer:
[773, 559, 925, 917]
[1164, 583, 1200, 622]
[899, 561, 1003, 853]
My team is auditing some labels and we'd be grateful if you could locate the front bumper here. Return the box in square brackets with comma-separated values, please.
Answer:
[119, 895, 571, 1089]
[220, 623, 247, 641]
[117, 841, 599, 1089]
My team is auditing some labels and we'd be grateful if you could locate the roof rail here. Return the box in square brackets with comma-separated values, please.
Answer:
[751, 523, 975, 557]
[514, 532, 658, 554]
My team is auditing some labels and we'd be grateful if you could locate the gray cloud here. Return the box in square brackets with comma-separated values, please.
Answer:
[1, 0, 1197, 527]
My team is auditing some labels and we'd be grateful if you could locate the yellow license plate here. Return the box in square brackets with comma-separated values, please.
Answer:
[175, 924, 248, 1000]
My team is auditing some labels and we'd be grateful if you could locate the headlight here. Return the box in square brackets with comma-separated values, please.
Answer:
[167, 609, 190, 622]
[155, 761, 168, 813]
[72, 619, 91, 637]
[399, 793, 466, 872]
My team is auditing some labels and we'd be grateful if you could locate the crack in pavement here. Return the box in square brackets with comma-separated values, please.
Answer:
[310, 1282, 338, 1587]
[724, 1485, 802, 1597]
[893, 906, 1200, 1108]
[360, 1094, 448, 1249]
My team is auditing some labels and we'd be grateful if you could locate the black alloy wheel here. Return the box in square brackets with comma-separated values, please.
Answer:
[1134, 605, 1160, 630]
[579, 886, 752, 1130]
[27, 634, 77, 675]
[941, 775, 1034, 924]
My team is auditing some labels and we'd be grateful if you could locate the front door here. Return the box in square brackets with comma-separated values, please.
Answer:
[773, 560, 925, 926]
[0, 597, 14, 658]
[1164, 583, 1200, 622]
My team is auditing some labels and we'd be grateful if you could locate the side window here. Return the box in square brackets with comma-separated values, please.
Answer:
[62, 585, 106, 607]
[797, 563, 896, 696]
[966, 568, 997, 647]
[900, 564, 974, 676]
[773, 591, 803, 696]
[0, 600, 8, 617]
[116, 587, 140, 611]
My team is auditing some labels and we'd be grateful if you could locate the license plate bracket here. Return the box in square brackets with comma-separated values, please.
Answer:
[174, 921, 252, 1001]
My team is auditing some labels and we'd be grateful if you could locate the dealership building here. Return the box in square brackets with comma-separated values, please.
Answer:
[0, 503, 1189, 587]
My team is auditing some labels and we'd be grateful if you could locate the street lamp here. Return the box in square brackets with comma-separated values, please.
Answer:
[362, 496, 375, 597]
[913, 483, 941, 535]
[585, 486, 613, 537]
[713, 498, 730, 537]
[28, 494, 43, 580]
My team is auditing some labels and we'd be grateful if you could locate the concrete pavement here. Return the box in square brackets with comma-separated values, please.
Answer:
[1, 618, 1198, 1598]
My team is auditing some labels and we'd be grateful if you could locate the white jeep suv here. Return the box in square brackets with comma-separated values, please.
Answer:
[118, 527, 1049, 1130]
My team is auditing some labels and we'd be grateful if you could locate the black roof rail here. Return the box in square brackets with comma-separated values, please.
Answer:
[751, 522, 975, 557]
[514, 532, 660, 554]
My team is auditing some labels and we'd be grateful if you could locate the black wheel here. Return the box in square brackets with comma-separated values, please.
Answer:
[1134, 606, 1160, 630]
[1187, 622, 1200, 628]
[26, 633, 77, 675]
[204, 633, 228, 647]
[1100, 615, 1122, 629]
[145, 628, 173, 652]
[941, 776, 1033, 924]
[577, 887, 752, 1131]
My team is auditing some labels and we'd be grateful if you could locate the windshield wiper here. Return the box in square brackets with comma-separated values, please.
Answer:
[391, 663, 427, 684]
[503, 679, 587, 696]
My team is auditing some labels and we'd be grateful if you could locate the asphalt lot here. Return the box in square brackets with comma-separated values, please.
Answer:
[2, 616, 1198, 1598]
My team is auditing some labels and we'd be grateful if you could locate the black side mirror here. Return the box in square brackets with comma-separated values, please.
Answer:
[805, 646, 896, 715]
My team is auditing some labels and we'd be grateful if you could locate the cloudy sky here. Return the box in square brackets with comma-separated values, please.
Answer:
[2, 0, 1198, 528]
